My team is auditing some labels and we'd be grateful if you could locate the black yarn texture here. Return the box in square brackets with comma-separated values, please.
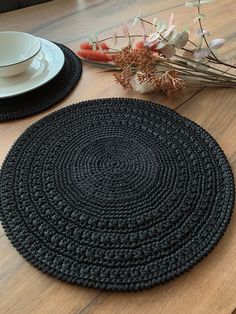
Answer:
[0, 43, 82, 121]
[0, 98, 234, 291]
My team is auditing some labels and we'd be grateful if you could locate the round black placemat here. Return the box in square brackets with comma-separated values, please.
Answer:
[0, 98, 234, 291]
[0, 43, 82, 122]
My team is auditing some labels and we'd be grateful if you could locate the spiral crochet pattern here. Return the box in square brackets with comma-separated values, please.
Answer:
[0, 43, 82, 121]
[0, 98, 234, 291]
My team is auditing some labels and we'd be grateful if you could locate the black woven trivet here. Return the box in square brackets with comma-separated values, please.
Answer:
[0, 98, 234, 291]
[0, 43, 82, 122]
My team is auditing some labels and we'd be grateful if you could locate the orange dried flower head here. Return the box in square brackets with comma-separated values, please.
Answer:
[114, 46, 155, 68]
[157, 69, 185, 98]
[112, 46, 184, 97]
[113, 46, 158, 88]
[113, 66, 132, 89]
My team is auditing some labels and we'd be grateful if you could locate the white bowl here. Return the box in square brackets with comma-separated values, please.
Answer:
[0, 32, 41, 77]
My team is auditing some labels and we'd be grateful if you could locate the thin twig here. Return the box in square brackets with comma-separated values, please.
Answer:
[196, 0, 236, 70]
[174, 54, 236, 77]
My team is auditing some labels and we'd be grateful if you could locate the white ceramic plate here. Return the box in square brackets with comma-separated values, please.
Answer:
[0, 38, 65, 98]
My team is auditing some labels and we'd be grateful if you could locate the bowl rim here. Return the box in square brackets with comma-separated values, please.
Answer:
[0, 31, 42, 68]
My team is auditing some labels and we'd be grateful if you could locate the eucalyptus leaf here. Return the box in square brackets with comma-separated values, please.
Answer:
[200, 0, 213, 3]
[153, 17, 157, 25]
[169, 31, 189, 48]
[210, 38, 225, 49]
[167, 29, 178, 41]
[133, 16, 140, 26]
[147, 32, 160, 43]
[197, 29, 210, 36]
[159, 44, 176, 58]
[186, 0, 212, 6]
[156, 20, 167, 33]
[162, 25, 175, 40]
[185, 1, 201, 7]
[156, 40, 168, 49]
[193, 13, 206, 22]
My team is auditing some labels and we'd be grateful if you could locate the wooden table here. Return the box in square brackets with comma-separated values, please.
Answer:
[0, 1, 236, 313]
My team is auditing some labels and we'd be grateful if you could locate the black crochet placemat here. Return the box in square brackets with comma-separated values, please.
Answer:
[0, 98, 234, 291]
[0, 43, 82, 122]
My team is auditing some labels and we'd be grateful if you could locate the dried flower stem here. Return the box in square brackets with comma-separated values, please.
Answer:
[169, 61, 236, 82]
[97, 34, 144, 42]
[156, 62, 236, 84]
[174, 54, 236, 78]
[196, 0, 236, 69]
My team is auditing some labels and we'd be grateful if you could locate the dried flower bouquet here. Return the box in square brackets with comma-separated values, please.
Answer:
[77, 0, 236, 98]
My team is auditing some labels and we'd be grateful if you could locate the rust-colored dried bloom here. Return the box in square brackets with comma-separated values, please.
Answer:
[113, 46, 184, 97]
[157, 69, 185, 98]
[113, 46, 135, 68]
[113, 66, 132, 89]
[113, 46, 158, 88]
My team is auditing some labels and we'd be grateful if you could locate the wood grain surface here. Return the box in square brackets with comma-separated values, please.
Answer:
[0, 1, 236, 313]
